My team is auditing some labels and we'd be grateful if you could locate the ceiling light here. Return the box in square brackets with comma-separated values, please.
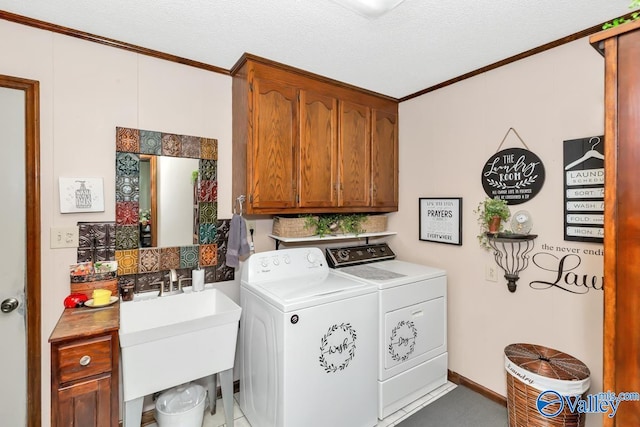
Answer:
[330, 0, 406, 18]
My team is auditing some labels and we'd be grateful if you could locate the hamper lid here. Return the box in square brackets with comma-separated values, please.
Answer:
[504, 343, 591, 394]
[156, 383, 206, 414]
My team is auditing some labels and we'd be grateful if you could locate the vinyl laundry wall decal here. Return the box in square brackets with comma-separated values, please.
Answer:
[528, 242, 604, 294]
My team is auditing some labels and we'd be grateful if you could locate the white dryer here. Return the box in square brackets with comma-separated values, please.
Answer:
[327, 243, 448, 419]
[239, 247, 378, 427]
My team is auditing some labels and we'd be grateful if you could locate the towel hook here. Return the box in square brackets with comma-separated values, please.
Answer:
[235, 195, 246, 215]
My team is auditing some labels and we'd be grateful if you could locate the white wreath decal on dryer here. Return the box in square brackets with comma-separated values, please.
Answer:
[388, 320, 417, 362]
[319, 323, 357, 373]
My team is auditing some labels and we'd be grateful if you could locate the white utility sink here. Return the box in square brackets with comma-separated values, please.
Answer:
[119, 287, 241, 427]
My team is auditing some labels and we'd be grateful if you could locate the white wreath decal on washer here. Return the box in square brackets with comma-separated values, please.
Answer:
[319, 323, 357, 373]
[388, 320, 417, 362]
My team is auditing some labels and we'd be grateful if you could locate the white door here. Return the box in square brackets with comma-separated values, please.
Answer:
[0, 86, 27, 425]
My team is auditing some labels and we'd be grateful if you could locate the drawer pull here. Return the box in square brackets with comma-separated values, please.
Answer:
[79, 355, 91, 366]
[411, 310, 424, 317]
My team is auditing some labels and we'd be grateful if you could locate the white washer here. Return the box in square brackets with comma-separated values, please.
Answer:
[239, 247, 378, 427]
[327, 244, 448, 419]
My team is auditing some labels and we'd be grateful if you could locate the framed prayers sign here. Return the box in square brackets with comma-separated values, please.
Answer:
[419, 197, 462, 245]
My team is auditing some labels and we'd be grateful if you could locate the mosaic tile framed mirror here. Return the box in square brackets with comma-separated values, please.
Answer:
[114, 127, 233, 289]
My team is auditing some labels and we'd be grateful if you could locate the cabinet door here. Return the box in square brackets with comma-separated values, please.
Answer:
[299, 90, 338, 208]
[339, 100, 371, 207]
[371, 109, 399, 209]
[250, 78, 298, 210]
[56, 376, 112, 427]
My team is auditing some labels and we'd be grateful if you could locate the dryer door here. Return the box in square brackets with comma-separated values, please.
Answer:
[384, 296, 445, 371]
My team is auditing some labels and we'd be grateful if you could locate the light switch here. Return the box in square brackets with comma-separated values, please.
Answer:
[50, 226, 79, 249]
[485, 264, 498, 282]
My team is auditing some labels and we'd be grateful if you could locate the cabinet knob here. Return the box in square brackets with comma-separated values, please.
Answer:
[79, 355, 91, 366]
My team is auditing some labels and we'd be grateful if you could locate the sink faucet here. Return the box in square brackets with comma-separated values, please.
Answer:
[154, 270, 184, 297]
[151, 280, 165, 297]
[169, 269, 178, 293]
[178, 277, 192, 290]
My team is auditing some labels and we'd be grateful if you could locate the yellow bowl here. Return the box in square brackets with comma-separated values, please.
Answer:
[92, 289, 112, 306]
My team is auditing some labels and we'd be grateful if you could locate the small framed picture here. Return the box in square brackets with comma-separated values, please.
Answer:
[59, 177, 105, 213]
[419, 197, 462, 245]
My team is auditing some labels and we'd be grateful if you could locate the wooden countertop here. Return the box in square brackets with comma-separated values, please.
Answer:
[49, 302, 120, 343]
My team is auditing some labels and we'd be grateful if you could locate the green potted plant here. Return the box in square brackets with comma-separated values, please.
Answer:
[475, 197, 511, 248]
[602, 0, 640, 29]
[304, 214, 367, 237]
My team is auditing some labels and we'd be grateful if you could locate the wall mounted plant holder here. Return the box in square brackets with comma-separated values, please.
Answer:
[486, 233, 538, 292]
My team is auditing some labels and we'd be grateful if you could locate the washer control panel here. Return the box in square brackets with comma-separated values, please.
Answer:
[243, 247, 327, 283]
[326, 243, 396, 268]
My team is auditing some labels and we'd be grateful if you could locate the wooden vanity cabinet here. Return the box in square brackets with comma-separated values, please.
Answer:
[49, 304, 119, 427]
[232, 54, 398, 214]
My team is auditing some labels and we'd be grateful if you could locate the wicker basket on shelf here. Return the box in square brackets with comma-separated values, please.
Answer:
[271, 216, 317, 238]
[361, 215, 387, 233]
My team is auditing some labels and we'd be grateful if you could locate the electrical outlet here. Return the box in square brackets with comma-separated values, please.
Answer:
[246, 220, 256, 252]
[50, 226, 79, 249]
[486, 264, 498, 282]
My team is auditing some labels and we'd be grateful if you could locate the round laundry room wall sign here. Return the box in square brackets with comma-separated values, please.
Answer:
[388, 320, 417, 362]
[319, 323, 357, 373]
[481, 147, 545, 205]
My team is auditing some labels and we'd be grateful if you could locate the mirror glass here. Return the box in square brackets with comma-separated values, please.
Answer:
[133, 155, 200, 248]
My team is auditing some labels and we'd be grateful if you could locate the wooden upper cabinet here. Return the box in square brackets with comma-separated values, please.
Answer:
[250, 77, 298, 210]
[232, 54, 398, 214]
[371, 108, 399, 208]
[299, 90, 339, 208]
[339, 100, 371, 207]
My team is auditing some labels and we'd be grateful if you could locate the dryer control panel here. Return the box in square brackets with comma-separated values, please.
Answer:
[326, 243, 396, 268]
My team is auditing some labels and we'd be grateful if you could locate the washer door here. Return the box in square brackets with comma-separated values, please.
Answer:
[384, 296, 445, 370]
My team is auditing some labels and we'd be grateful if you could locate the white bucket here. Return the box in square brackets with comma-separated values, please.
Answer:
[155, 383, 206, 427]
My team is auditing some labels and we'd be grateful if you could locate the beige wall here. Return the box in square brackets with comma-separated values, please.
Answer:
[395, 39, 605, 426]
[0, 19, 233, 426]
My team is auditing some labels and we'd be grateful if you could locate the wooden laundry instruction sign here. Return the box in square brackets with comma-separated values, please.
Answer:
[563, 136, 604, 243]
[480, 147, 545, 205]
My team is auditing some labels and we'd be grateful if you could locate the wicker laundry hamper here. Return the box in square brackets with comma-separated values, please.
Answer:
[504, 343, 591, 427]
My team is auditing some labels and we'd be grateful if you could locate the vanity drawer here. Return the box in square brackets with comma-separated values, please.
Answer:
[56, 335, 112, 384]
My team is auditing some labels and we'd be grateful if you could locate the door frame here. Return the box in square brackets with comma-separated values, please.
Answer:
[0, 74, 41, 426]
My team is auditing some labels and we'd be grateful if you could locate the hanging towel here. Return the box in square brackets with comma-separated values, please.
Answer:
[226, 214, 251, 268]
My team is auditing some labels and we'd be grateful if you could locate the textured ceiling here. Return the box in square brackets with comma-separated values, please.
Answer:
[0, 0, 632, 98]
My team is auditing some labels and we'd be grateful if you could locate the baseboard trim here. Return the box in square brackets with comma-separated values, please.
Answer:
[121, 380, 241, 426]
[448, 370, 507, 407]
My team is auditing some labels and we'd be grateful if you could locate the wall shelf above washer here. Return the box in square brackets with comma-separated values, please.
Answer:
[268, 232, 397, 249]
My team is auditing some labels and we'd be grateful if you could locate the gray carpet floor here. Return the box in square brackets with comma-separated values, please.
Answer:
[396, 385, 508, 427]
